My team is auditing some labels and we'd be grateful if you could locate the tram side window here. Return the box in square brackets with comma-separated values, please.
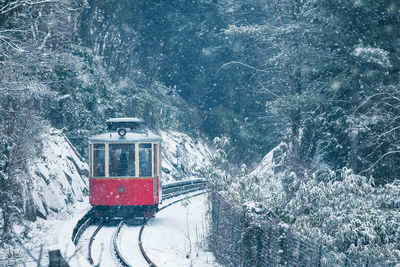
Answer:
[153, 144, 158, 177]
[109, 144, 135, 177]
[139, 143, 152, 177]
[93, 144, 105, 177]
[89, 144, 93, 177]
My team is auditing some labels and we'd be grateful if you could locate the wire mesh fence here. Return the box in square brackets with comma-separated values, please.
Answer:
[209, 191, 396, 267]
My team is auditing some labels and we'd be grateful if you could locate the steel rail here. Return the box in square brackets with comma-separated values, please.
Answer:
[72, 209, 94, 245]
[88, 222, 105, 265]
[162, 180, 207, 200]
[162, 179, 206, 193]
[112, 220, 131, 267]
[162, 178, 206, 190]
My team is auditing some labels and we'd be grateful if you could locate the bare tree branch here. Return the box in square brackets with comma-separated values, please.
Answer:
[354, 92, 386, 113]
[217, 61, 277, 74]
[0, 0, 57, 15]
[360, 150, 400, 174]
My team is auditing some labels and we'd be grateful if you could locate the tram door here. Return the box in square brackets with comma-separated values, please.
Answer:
[109, 143, 137, 205]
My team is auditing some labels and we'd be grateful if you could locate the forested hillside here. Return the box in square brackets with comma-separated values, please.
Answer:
[205, 1, 400, 264]
[1, 0, 400, 264]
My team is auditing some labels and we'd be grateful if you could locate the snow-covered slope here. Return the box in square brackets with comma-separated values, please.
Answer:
[249, 142, 287, 178]
[27, 128, 88, 219]
[160, 131, 212, 183]
[239, 142, 288, 203]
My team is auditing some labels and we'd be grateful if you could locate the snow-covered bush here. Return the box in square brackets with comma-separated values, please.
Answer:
[206, 137, 234, 191]
[353, 46, 392, 68]
[212, 141, 400, 262]
[245, 167, 400, 261]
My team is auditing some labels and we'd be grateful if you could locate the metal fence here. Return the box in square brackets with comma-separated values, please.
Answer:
[209, 191, 396, 267]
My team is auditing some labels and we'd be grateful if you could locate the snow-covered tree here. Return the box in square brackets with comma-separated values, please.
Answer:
[0, 0, 84, 240]
[222, 0, 400, 183]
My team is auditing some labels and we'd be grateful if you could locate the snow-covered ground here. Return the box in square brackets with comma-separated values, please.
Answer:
[90, 224, 117, 266]
[67, 193, 219, 267]
[0, 128, 90, 266]
[0, 200, 92, 266]
[143, 193, 219, 267]
[119, 224, 149, 266]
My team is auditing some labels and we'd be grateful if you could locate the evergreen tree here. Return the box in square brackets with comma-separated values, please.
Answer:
[223, 0, 400, 182]
[302, 0, 400, 182]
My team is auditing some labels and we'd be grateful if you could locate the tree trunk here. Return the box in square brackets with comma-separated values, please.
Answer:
[81, 0, 97, 47]
[350, 67, 360, 173]
[289, 66, 302, 165]
[2, 203, 10, 240]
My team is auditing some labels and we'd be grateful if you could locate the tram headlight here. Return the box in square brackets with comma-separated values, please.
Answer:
[117, 128, 127, 137]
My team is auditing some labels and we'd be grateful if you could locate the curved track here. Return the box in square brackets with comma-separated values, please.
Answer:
[88, 223, 104, 265]
[73, 179, 207, 267]
[112, 221, 131, 267]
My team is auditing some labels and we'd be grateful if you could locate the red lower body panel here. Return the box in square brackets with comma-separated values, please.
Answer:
[90, 178, 159, 206]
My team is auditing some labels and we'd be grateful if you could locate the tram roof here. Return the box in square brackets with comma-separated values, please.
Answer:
[106, 117, 143, 123]
[89, 131, 161, 143]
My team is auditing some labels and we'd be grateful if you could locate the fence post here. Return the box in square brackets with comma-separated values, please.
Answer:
[48, 249, 69, 267]
[278, 225, 286, 265]
[317, 245, 322, 267]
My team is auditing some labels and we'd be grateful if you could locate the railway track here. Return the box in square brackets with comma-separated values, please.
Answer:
[112, 221, 131, 267]
[71, 179, 207, 267]
[161, 179, 207, 200]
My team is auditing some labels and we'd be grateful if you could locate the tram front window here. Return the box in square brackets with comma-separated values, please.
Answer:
[93, 144, 105, 177]
[139, 143, 152, 177]
[109, 144, 135, 176]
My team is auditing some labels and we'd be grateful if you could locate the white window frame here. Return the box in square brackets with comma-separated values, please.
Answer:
[90, 141, 160, 178]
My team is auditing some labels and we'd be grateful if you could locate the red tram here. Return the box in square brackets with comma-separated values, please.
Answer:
[88, 118, 162, 218]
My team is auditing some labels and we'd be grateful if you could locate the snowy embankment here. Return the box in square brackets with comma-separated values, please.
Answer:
[237, 142, 400, 264]
[244, 142, 286, 201]
[27, 128, 88, 220]
[11, 127, 212, 266]
[249, 142, 284, 178]
[160, 130, 212, 183]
